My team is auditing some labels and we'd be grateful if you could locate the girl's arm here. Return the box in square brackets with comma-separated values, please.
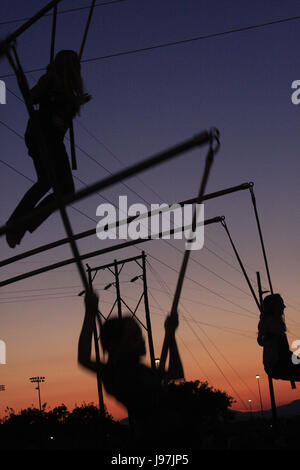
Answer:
[78, 290, 105, 373]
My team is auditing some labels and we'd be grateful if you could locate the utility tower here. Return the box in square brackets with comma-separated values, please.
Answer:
[86, 251, 156, 414]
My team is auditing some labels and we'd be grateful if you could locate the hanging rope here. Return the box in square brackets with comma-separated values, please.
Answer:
[249, 183, 273, 294]
[50, 4, 58, 63]
[221, 218, 261, 310]
[249, 187, 296, 389]
[69, 0, 97, 171]
[5, 43, 90, 292]
[159, 129, 220, 376]
[69, 121, 77, 170]
[79, 0, 97, 60]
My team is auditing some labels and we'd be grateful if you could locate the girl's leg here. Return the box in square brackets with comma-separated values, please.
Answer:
[27, 141, 75, 233]
[6, 156, 51, 247]
[6, 133, 75, 245]
[7, 178, 51, 225]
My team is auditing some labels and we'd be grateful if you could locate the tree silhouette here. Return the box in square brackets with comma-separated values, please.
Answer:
[161, 380, 234, 449]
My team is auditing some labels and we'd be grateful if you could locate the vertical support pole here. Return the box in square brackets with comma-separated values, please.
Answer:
[114, 260, 122, 319]
[141, 252, 156, 370]
[257, 271, 277, 424]
[87, 266, 105, 417]
[37, 381, 42, 412]
[267, 375, 277, 424]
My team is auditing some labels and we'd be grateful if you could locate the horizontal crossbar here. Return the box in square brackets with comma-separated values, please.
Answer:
[0, 182, 250, 269]
[0, 216, 222, 288]
[0, 129, 215, 238]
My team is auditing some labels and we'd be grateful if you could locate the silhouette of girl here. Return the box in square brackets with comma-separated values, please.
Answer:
[78, 291, 184, 443]
[5, 50, 91, 248]
[258, 294, 300, 380]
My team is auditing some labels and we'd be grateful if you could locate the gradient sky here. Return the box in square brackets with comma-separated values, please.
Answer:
[0, 0, 300, 421]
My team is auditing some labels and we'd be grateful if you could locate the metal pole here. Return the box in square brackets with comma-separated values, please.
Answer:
[3, 0, 63, 46]
[0, 217, 222, 288]
[114, 260, 122, 319]
[50, 4, 58, 63]
[0, 179, 246, 266]
[142, 252, 156, 370]
[37, 381, 42, 412]
[68, 0, 97, 171]
[87, 267, 105, 416]
[0, 129, 214, 237]
[250, 187, 273, 295]
[257, 271, 277, 424]
[0, 198, 219, 267]
[159, 135, 220, 373]
[91, 254, 143, 273]
[79, 0, 97, 60]
[221, 219, 260, 310]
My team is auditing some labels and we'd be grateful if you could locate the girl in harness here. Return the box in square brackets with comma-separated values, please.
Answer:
[257, 294, 300, 381]
[78, 291, 184, 446]
[5, 49, 91, 248]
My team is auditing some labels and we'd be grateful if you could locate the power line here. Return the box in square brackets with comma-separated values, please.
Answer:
[147, 254, 257, 319]
[194, 322, 257, 397]
[4, 87, 153, 207]
[0, 0, 129, 27]
[5, 82, 284, 313]
[0, 119, 258, 407]
[77, 119, 165, 201]
[147, 259, 252, 409]
[147, 289, 255, 339]
[77, 108, 273, 300]
[0, 92, 286, 330]
[147, 288, 212, 383]
[0, 114, 278, 331]
[0, 145, 259, 333]
[1, 96, 256, 305]
[2, 13, 300, 79]
[71, 117, 258, 303]
[142, 284, 253, 318]
[2, 87, 272, 302]
[164, 239, 252, 298]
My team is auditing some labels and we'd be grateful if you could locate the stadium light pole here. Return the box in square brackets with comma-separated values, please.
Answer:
[30, 377, 45, 412]
[248, 399, 253, 419]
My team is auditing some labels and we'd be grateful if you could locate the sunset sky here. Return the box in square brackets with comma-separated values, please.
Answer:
[0, 0, 300, 421]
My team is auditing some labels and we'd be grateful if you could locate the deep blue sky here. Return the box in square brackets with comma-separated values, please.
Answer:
[0, 1, 300, 417]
